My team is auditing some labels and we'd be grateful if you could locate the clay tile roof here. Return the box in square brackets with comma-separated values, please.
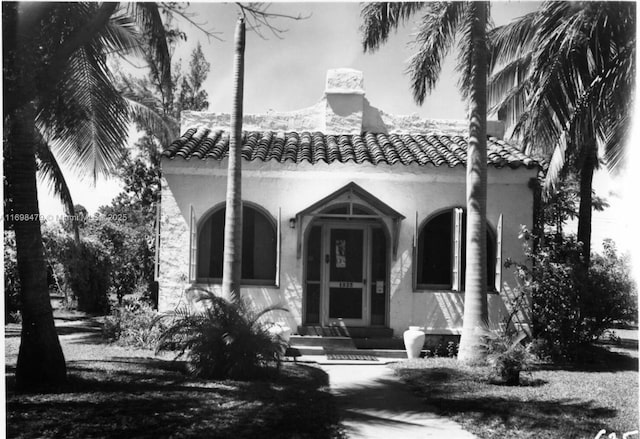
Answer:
[162, 129, 542, 169]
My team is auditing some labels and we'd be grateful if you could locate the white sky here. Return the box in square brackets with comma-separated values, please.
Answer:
[36, 1, 636, 263]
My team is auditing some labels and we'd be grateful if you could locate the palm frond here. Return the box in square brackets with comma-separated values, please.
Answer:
[407, 2, 466, 104]
[455, 1, 490, 100]
[360, 2, 426, 52]
[125, 3, 172, 94]
[488, 11, 537, 71]
[40, 41, 129, 182]
[98, 9, 145, 57]
[124, 94, 178, 145]
[34, 138, 80, 241]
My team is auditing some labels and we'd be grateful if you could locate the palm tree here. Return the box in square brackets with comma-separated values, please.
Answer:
[361, 1, 490, 362]
[221, 16, 246, 303]
[488, 1, 635, 268]
[3, 3, 170, 388]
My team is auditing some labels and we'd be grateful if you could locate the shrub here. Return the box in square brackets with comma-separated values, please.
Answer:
[483, 330, 538, 385]
[63, 238, 111, 313]
[4, 231, 21, 322]
[42, 224, 112, 313]
[585, 239, 637, 329]
[86, 217, 152, 305]
[508, 228, 637, 361]
[103, 296, 165, 349]
[156, 288, 289, 380]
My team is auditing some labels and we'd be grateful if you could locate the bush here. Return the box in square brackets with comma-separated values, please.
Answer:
[43, 224, 112, 314]
[86, 217, 152, 305]
[156, 288, 289, 380]
[4, 232, 21, 322]
[585, 239, 637, 328]
[103, 296, 165, 349]
[483, 330, 538, 385]
[508, 229, 637, 361]
[64, 238, 111, 313]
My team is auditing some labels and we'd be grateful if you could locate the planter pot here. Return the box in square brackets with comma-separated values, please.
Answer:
[403, 326, 425, 359]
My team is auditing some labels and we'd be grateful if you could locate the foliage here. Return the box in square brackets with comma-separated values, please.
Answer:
[175, 42, 211, 114]
[489, 1, 635, 176]
[4, 232, 22, 323]
[429, 339, 459, 358]
[489, 2, 635, 267]
[102, 296, 166, 349]
[85, 211, 152, 304]
[483, 330, 538, 385]
[156, 288, 289, 380]
[43, 224, 111, 314]
[539, 174, 608, 238]
[507, 228, 637, 361]
[586, 239, 638, 327]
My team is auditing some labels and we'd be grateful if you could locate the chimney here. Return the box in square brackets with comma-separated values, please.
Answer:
[324, 68, 365, 134]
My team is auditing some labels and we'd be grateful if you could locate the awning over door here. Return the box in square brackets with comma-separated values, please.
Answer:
[294, 182, 405, 260]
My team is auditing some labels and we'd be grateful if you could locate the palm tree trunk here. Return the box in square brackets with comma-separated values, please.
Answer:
[7, 105, 67, 389]
[577, 144, 596, 269]
[221, 17, 246, 303]
[458, 1, 489, 363]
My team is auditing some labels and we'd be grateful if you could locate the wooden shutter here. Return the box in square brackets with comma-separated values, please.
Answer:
[412, 211, 418, 291]
[276, 207, 281, 287]
[495, 213, 503, 293]
[154, 201, 161, 281]
[452, 208, 463, 291]
[188, 205, 197, 282]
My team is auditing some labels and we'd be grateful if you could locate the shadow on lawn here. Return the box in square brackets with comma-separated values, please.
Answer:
[6, 359, 340, 439]
[546, 345, 639, 373]
[396, 366, 620, 438]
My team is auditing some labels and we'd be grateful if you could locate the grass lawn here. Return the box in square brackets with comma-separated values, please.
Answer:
[5, 316, 344, 439]
[392, 348, 639, 439]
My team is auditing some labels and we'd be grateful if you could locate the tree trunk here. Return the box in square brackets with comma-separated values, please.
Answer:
[577, 144, 596, 269]
[7, 105, 67, 389]
[221, 17, 246, 303]
[458, 2, 489, 364]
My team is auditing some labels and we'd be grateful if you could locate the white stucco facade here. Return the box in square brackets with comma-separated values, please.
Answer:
[158, 69, 538, 338]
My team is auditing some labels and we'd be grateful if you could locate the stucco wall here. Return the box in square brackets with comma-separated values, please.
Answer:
[159, 157, 536, 336]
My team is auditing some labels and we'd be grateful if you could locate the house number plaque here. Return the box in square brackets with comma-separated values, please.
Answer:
[339, 282, 353, 288]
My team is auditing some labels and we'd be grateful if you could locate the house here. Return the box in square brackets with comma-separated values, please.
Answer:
[158, 68, 540, 341]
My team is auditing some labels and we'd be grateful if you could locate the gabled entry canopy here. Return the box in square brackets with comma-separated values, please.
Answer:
[295, 182, 405, 259]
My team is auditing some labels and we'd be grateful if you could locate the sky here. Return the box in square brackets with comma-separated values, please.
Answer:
[36, 1, 637, 259]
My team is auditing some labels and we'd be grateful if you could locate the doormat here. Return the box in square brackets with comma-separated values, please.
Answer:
[326, 353, 378, 361]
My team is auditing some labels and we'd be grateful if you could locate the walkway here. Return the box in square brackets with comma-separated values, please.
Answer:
[321, 363, 478, 439]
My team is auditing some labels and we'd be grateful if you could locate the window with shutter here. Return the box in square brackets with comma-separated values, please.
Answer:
[189, 205, 197, 282]
[415, 207, 498, 292]
[196, 203, 277, 285]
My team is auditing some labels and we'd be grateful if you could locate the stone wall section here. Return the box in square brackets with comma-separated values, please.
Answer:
[158, 175, 191, 313]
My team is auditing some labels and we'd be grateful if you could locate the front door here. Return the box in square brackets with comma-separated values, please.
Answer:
[304, 223, 387, 327]
[326, 227, 366, 326]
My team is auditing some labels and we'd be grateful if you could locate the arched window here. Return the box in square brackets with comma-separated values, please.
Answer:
[197, 204, 277, 284]
[416, 209, 498, 291]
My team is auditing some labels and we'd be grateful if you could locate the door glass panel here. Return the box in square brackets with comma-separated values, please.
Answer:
[329, 229, 364, 320]
[305, 226, 322, 324]
[306, 283, 321, 324]
[370, 227, 386, 325]
[306, 226, 322, 281]
[330, 229, 363, 282]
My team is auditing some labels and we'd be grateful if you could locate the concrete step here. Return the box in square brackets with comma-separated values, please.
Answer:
[296, 325, 394, 338]
[286, 346, 420, 359]
[289, 335, 356, 349]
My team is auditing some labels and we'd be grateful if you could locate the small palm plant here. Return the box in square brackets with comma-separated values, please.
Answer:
[155, 287, 289, 380]
[483, 329, 538, 386]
